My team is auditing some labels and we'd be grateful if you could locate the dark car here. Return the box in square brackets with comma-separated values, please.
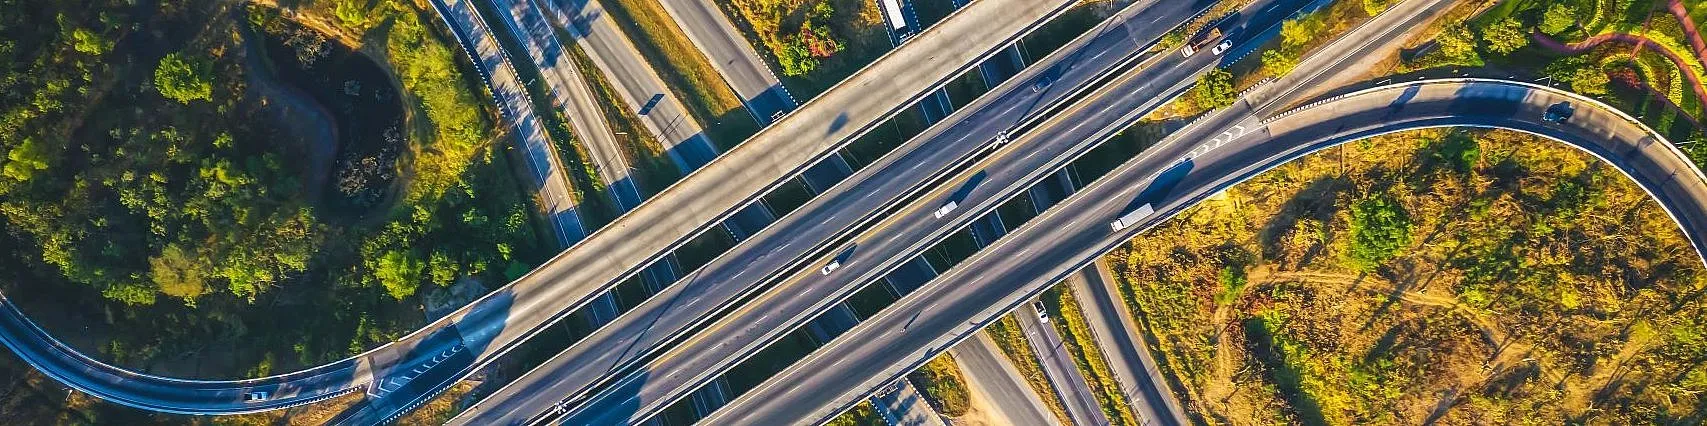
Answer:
[1543, 101, 1574, 124]
[638, 93, 665, 115]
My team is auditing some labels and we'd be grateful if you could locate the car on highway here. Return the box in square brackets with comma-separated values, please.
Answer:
[1211, 39, 1234, 55]
[820, 260, 841, 275]
[638, 93, 665, 115]
[1544, 101, 1575, 123]
[243, 391, 270, 403]
[934, 200, 959, 218]
[1033, 301, 1050, 323]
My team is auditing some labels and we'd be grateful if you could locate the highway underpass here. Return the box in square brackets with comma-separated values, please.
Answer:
[0, 0, 1079, 418]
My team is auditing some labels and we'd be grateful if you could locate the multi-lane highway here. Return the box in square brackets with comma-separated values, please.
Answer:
[448, 0, 1207, 422]
[0, 0, 1077, 417]
[540, 0, 1310, 423]
[710, 74, 1707, 424]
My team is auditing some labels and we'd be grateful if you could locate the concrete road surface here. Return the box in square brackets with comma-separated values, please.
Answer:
[951, 335, 1060, 426]
[1018, 301, 1111, 426]
[471, 1, 1208, 424]
[655, 0, 796, 121]
[1071, 262, 1188, 426]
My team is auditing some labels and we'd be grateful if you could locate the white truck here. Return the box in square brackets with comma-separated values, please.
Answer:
[1109, 203, 1155, 231]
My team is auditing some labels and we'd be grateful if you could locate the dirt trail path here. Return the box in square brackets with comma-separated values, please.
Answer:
[1532, 30, 1707, 110]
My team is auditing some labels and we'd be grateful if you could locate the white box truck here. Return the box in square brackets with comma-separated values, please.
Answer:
[1109, 203, 1155, 231]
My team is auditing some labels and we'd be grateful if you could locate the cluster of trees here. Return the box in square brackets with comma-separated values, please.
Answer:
[1109, 128, 1707, 424]
[776, 2, 845, 76]
[728, 0, 850, 77]
[0, 0, 547, 392]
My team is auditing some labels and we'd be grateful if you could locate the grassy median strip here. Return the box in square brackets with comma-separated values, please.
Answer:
[564, 42, 685, 195]
[595, 0, 761, 149]
[826, 400, 886, 426]
[469, 0, 626, 227]
[908, 353, 972, 417]
[984, 314, 1074, 424]
[1044, 285, 1142, 426]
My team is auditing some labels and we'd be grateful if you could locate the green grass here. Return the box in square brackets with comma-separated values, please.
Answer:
[909, 353, 973, 416]
[712, 0, 892, 99]
[563, 42, 684, 195]
[595, 0, 762, 150]
[984, 314, 1075, 424]
[1043, 285, 1142, 426]
[826, 400, 886, 426]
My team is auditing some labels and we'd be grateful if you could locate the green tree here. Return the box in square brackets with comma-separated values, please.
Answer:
[69, 28, 112, 55]
[1363, 0, 1394, 15]
[2, 137, 53, 182]
[1436, 24, 1479, 63]
[429, 250, 458, 286]
[1345, 192, 1412, 271]
[1571, 66, 1610, 96]
[777, 39, 817, 76]
[154, 52, 213, 104]
[1480, 18, 1528, 55]
[1263, 49, 1299, 77]
[150, 244, 208, 303]
[1540, 3, 1577, 35]
[375, 250, 423, 299]
[1192, 68, 1237, 110]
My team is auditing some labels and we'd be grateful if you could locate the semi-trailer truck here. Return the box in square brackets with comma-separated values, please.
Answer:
[1109, 203, 1155, 231]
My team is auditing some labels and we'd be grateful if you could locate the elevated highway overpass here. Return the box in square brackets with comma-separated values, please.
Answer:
[0, 0, 1079, 418]
[710, 75, 1707, 424]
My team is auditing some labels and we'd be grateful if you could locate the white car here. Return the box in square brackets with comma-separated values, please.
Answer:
[1211, 39, 1234, 56]
[934, 201, 959, 219]
[243, 391, 270, 403]
[820, 260, 842, 275]
[1033, 301, 1050, 323]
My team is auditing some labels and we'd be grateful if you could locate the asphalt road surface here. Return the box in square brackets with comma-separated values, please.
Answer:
[654, 0, 796, 121]
[1018, 300, 1110, 426]
[950, 334, 1059, 425]
[448, 0, 1194, 423]
[1071, 262, 1189, 426]
[488, 0, 645, 208]
[705, 76, 1707, 424]
[0, 0, 1076, 417]
[537, 0, 1304, 423]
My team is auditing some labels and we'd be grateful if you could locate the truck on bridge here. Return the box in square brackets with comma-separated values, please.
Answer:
[1110, 203, 1155, 231]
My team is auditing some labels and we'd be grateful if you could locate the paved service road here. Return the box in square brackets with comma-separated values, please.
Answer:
[1071, 262, 1189, 426]
[489, 0, 645, 208]
[655, 0, 796, 121]
[1018, 301, 1110, 426]
[707, 76, 1707, 424]
[0, 0, 1076, 417]
[951, 335, 1060, 426]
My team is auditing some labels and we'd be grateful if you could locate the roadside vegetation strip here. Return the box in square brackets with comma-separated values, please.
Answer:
[712, 0, 891, 98]
[563, 43, 684, 196]
[983, 315, 1075, 425]
[593, 0, 761, 148]
[826, 400, 886, 426]
[1042, 285, 1142, 426]
[907, 353, 972, 417]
